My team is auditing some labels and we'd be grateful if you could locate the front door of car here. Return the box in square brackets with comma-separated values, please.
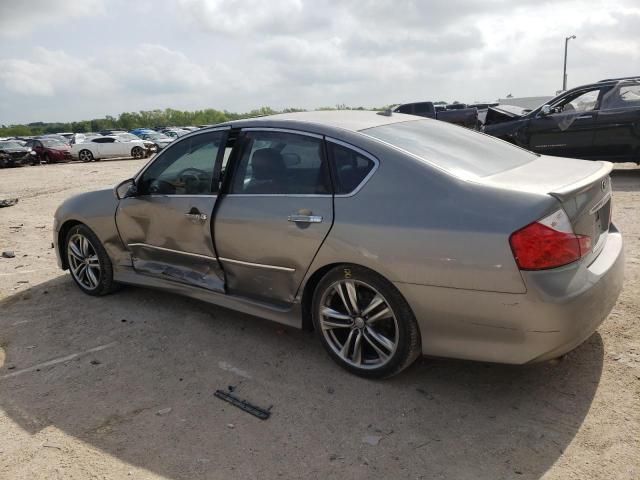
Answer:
[115, 130, 228, 291]
[526, 88, 602, 158]
[214, 129, 334, 305]
[97, 137, 120, 157]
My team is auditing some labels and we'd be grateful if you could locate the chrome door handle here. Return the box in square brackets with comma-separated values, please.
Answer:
[288, 214, 323, 223]
[577, 114, 594, 119]
[184, 212, 207, 221]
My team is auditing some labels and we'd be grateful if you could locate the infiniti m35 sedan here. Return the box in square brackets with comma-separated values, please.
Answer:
[53, 111, 624, 378]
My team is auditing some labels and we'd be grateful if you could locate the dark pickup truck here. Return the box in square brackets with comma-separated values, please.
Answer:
[393, 102, 480, 129]
[483, 76, 640, 163]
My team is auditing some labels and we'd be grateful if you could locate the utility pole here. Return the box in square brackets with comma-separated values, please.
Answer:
[563, 35, 576, 91]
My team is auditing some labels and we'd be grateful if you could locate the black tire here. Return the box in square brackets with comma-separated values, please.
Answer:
[44, 153, 52, 164]
[65, 224, 120, 296]
[131, 146, 144, 159]
[78, 149, 93, 162]
[311, 265, 421, 379]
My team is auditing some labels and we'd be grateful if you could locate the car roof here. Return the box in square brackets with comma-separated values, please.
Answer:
[219, 110, 421, 133]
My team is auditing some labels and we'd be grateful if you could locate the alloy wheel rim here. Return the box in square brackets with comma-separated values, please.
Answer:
[67, 233, 101, 290]
[79, 151, 91, 161]
[319, 279, 399, 369]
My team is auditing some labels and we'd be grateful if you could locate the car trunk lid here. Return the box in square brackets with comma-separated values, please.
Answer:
[478, 156, 613, 264]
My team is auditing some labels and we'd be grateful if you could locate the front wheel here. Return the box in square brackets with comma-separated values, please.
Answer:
[65, 224, 119, 296]
[312, 265, 421, 378]
[131, 146, 144, 159]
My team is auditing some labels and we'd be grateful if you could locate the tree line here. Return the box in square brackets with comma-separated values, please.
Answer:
[0, 105, 378, 137]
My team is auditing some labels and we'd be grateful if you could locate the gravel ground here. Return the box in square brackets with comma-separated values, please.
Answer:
[0, 159, 639, 480]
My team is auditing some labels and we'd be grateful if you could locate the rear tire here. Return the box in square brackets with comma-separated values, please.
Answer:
[65, 224, 120, 296]
[78, 150, 94, 162]
[312, 265, 421, 379]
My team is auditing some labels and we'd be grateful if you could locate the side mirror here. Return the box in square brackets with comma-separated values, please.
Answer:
[540, 104, 552, 116]
[115, 178, 137, 199]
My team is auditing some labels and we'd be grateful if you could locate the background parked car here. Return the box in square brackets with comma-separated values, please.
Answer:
[161, 128, 190, 139]
[116, 133, 156, 156]
[71, 136, 147, 162]
[0, 140, 34, 168]
[136, 132, 173, 151]
[483, 76, 640, 163]
[25, 138, 72, 163]
[393, 101, 480, 129]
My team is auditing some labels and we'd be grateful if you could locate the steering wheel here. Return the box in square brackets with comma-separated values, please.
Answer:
[176, 167, 209, 182]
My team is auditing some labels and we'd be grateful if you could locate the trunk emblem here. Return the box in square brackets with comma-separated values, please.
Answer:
[601, 178, 607, 191]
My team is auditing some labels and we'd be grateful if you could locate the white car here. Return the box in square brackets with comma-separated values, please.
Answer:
[71, 136, 147, 162]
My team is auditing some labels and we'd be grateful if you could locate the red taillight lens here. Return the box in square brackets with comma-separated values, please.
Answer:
[509, 210, 591, 270]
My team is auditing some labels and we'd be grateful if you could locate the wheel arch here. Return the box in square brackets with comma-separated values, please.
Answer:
[57, 219, 84, 270]
[299, 261, 416, 332]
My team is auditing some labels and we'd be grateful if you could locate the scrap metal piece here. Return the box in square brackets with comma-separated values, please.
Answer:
[0, 198, 18, 208]
[214, 389, 271, 420]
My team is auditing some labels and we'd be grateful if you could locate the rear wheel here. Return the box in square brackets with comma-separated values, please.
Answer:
[312, 265, 421, 378]
[65, 224, 119, 296]
[78, 150, 93, 162]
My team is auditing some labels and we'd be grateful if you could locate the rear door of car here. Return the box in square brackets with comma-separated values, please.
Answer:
[213, 128, 334, 305]
[526, 87, 603, 158]
[115, 129, 228, 291]
[592, 81, 640, 161]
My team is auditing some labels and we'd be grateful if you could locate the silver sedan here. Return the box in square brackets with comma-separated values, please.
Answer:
[53, 111, 624, 378]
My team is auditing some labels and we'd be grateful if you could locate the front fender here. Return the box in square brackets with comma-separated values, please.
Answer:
[54, 189, 130, 270]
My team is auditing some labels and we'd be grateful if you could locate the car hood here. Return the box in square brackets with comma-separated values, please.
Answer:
[483, 104, 530, 126]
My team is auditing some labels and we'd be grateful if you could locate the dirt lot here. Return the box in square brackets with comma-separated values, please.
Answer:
[0, 159, 639, 480]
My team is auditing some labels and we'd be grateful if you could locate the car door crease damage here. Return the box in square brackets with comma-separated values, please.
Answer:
[54, 110, 625, 377]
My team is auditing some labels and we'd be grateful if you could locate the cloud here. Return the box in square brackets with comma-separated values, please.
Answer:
[0, 0, 105, 37]
[2, 0, 640, 123]
[0, 44, 213, 99]
[109, 44, 213, 94]
[0, 47, 114, 97]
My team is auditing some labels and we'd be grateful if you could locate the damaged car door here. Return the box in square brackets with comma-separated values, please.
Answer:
[115, 130, 227, 291]
[213, 129, 334, 305]
[526, 88, 604, 159]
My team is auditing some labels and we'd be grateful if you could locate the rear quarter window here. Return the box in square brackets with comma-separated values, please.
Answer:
[362, 119, 536, 179]
[328, 142, 375, 194]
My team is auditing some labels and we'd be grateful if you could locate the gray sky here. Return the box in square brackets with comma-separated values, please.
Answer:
[1, 0, 638, 124]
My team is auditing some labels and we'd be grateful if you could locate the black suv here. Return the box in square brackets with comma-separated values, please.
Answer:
[483, 76, 640, 163]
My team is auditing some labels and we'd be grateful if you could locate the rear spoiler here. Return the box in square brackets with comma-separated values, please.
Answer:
[549, 161, 613, 201]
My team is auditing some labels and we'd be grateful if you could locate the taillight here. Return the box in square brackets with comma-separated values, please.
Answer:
[509, 209, 591, 270]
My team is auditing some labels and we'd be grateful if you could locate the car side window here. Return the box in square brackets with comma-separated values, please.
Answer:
[600, 83, 640, 110]
[556, 89, 600, 113]
[138, 131, 224, 196]
[328, 142, 376, 195]
[230, 131, 330, 195]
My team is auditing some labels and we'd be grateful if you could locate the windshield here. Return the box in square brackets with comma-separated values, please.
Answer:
[362, 119, 536, 179]
[149, 134, 170, 141]
[0, 141, 22, 149]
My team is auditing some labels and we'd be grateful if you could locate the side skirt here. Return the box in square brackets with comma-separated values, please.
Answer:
[113, 267, 303, 329]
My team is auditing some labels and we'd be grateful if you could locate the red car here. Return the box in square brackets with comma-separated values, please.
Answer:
[26, 138, 73, 164]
